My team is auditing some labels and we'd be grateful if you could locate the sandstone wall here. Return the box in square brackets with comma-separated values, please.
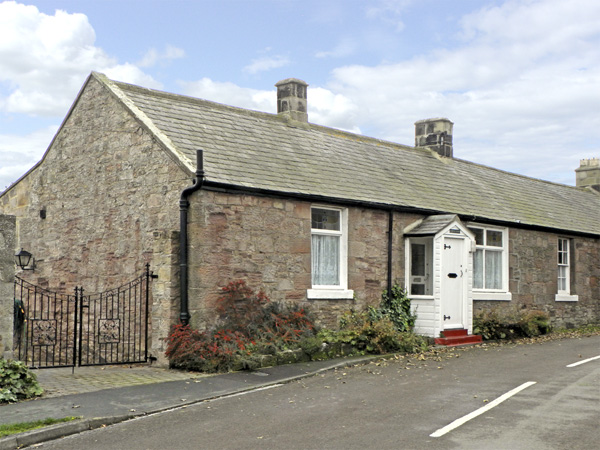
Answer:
[0, 76, 187, 362]
[186, 190, 418, 329]
[0, 214, 15, 359]
[475, 228, 600, 328]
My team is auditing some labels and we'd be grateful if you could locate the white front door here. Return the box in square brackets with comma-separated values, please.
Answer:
[441, 236, 466, 329]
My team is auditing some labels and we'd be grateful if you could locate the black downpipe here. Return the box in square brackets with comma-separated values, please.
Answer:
[387, 209, 394, 305]
[179, 150, 205, 325]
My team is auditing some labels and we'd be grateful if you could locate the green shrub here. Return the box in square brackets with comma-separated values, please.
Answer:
[0, 359, 43, 403]
[322, 309, 427, 356]
[370, 282, 416, 332]
[166, 280, 317, 372]
[473, 308, 551, 340]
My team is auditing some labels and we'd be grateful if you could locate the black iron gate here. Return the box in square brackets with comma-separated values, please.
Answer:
[13, 265, 155, 369]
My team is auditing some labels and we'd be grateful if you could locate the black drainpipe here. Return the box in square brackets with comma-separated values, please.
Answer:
[179, 149, 205, 325]
[387, 209, 394, 305]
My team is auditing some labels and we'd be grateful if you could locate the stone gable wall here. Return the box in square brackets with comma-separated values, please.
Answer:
[0, 214, 16, 359]
[0, 76, 187, 362]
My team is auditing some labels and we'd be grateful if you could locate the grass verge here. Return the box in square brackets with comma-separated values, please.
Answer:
[0, 417, 80, 438]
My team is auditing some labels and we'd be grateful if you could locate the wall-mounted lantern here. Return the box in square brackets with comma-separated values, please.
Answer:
[15, 249, 35, 271]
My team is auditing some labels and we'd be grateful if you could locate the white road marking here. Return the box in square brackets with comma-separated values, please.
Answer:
[430, 381, 537, 438]
[567, 355, 600, 367]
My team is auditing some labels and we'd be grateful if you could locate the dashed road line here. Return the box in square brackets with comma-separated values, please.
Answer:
[566, 355, 600, 368]
[430, 381, 537, 438]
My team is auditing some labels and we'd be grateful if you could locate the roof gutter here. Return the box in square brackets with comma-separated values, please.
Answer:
[179, 150, 205, 325]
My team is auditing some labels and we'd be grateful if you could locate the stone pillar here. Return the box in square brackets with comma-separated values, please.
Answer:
[150, 230, 180, 366]
[0, 215, 16, 360]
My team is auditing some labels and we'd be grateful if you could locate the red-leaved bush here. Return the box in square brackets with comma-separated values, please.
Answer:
[165, 280, 316, 372]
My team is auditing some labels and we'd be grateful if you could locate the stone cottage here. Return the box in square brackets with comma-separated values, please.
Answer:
[1, 72, 598, 362]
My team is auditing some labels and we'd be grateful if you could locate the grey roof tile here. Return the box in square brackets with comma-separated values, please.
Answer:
[107, 76, 600, 236]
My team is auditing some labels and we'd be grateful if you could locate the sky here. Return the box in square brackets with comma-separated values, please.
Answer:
[1, 0, 599, 191]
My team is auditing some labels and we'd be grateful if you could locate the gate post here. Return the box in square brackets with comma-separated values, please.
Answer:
[0, 214, 16, 360]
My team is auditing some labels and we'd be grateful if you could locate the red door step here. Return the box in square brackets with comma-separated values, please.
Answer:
[435, 329, 483, 347]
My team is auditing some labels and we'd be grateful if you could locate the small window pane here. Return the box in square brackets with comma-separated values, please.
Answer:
[558, 266, 567, 291]
[487, 230, 503, 247]
[471, 228, 484, 245]
[411, 243, 426, 276]
[311, 208, 340, 231]
[411, 284, 425, 295]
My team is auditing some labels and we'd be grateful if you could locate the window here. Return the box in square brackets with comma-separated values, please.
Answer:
[408, 238, 433, 296]
[468, 225, 511, 300]
[308, 207, 353, 299]
[556, 238, 577, 301]
[557, 238, 569, 293]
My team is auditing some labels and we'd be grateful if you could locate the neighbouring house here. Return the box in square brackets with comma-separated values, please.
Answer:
[1, 72, 598, 363]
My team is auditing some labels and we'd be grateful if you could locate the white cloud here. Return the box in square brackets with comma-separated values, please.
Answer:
[315, 38, 357, 59]
[0, 125, 58, 190]
[364, 0, 414, 32]
[243, 55, 290, 75]
[138, 45, 185, 68]
[0, 1, 162, 117]
[179, 78, 276, 113]
[324, 0, 600, 184]
[308, 87, 361, 133]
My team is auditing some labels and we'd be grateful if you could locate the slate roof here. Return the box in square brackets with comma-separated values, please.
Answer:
[96, 73, 600, 237]
[404, 215, 462, 236]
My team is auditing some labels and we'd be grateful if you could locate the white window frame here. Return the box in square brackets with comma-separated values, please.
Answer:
[468, 224, 512, 301]
[555, 237, 578, 302]
[307, 206, 353, 300]
[406, 237, 434, 298]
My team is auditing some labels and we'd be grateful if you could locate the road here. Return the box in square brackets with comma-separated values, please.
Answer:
[39, 335, 600, 449]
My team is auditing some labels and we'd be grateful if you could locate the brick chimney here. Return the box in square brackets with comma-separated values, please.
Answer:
[415, 118, 454, 158]
[275, 78, 308, 123]
[575, 158, 600, 191]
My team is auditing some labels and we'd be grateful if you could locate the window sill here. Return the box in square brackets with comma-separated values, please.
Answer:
[555, 293, 578, 302]
[307, 289, 354, 300]
[409, 295, 434, 301]
[473, 291, 512, 301]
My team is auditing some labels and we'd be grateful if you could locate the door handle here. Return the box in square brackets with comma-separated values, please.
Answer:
[447, 273, 458, 278]
[444, 315, 451, 321]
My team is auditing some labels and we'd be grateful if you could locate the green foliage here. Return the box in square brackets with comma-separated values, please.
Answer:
[473, 308, 551, 340]
[166, 281, 427, 372]
[370, 283, 416, 332]
[0, 417, 79, 437]
[0, 358, 43, 403]
[310, 308, 428, 358]
[166, 280, 316, 372]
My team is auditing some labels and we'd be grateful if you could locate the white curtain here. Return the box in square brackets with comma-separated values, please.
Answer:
[485, 250, 502, 289]
[312, 234, 339, 286]
[474, 249, 502, 289]
[474, 249, 483, 289]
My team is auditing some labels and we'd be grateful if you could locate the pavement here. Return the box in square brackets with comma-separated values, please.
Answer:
[0, 357, 374, 449]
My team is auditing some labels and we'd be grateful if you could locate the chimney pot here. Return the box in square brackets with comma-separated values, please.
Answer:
[275, 78, 308, 123]
[575, 157, 600, 191]
[415, 118, 454, 157]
